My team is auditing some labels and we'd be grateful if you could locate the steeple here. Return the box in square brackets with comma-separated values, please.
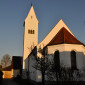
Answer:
[23, 5, 39, 70]
[25, 4, 39, 23]
[31, 3, 32, 7]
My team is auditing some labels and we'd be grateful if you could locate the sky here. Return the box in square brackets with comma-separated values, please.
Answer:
[0, 0, 85, 60]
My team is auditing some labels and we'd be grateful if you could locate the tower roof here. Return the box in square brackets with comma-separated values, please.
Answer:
[47, 27, 84, 46]
[25, 4, 39, 23]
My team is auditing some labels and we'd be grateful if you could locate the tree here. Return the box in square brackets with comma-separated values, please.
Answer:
[1, 54, 11, 68]
[33, 47, 51, 85]
[33, 56, 50, 85]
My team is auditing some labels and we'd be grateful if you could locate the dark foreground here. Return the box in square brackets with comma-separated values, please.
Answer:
[1, 79, 18, 85]
[1, 79, 85, 85]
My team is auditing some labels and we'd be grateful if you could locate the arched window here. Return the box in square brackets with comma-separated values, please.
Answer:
[33, 30, 35, 34]
[54, 51, 60, 72]
[28, 30, 30, 34]
[71, 51, 77, 70]
[30, 30, 32, 34]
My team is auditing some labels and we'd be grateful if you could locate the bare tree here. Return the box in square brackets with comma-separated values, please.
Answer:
[33, 55, 50, 85]
[1, 54, 11, 68]
[33, 46, 51, 85]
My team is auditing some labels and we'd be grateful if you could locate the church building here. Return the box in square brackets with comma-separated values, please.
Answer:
[22, 5, 85, 82]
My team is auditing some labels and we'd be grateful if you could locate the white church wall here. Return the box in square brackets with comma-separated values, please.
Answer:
[28, 53, 42, 82]
[47, 44, 71, 68]
[34, 44, 85, 81]
[60, 51, 71, 68]
[47, 44, 65, 54]
[84, 53, 85, 68]
[76, 52, 85, 69]
[24, 57, 29, 71]
[64, 44, 85, 69]
[28, 54, 38, 81]
[47, 44, 85, 69]
[36, 70, 42, 82]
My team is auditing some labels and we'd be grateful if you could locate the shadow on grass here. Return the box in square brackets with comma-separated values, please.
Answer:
[45, 81, 85, 85]
[13, 79, 85, 85]
[12, 75, 85, 85]
[13, 79, 39, 85]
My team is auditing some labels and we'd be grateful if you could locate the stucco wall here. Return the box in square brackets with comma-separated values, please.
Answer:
[47, 44, 85, 69]
[28, 44, 85, 82]
[28, 53, 42, 82]
[11, 69, 20, 77]
[28, 54, 37, 81]
[3, 71, 12, 79]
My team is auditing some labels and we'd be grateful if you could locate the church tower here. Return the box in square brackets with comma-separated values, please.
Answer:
[23, 5, 39, 70]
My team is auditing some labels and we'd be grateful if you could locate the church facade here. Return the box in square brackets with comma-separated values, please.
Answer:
[22, 5, 85, 82]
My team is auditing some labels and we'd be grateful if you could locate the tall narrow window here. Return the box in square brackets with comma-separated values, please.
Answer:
[71, 51, 77, 70]
[54, 51, 60, 72]
[28, 30, 30, 34]
[33, 30, 35, 34]
[31, 30, 32, 34]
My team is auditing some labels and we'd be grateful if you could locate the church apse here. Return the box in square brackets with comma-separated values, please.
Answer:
[46, 44, 85, 69]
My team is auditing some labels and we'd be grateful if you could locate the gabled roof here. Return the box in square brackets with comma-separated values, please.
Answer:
[12, 56, 22, 70]
[2, 65, 12, 71]
[47, 27, 84, 46]
[37, 19, 75, 49]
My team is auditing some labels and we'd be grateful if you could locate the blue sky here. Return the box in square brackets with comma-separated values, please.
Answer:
[0, 0, 85, 59]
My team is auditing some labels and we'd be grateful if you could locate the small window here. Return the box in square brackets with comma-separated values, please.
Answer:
[31, 16, 33, 19]
[28, 30, 35, 34]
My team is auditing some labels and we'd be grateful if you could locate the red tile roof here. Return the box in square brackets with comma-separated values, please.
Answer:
[47, 27, 84, 46]
[2, 65, 12, 71]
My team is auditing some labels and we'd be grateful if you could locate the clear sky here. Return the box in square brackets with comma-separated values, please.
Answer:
[0, 0, 85, 59]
